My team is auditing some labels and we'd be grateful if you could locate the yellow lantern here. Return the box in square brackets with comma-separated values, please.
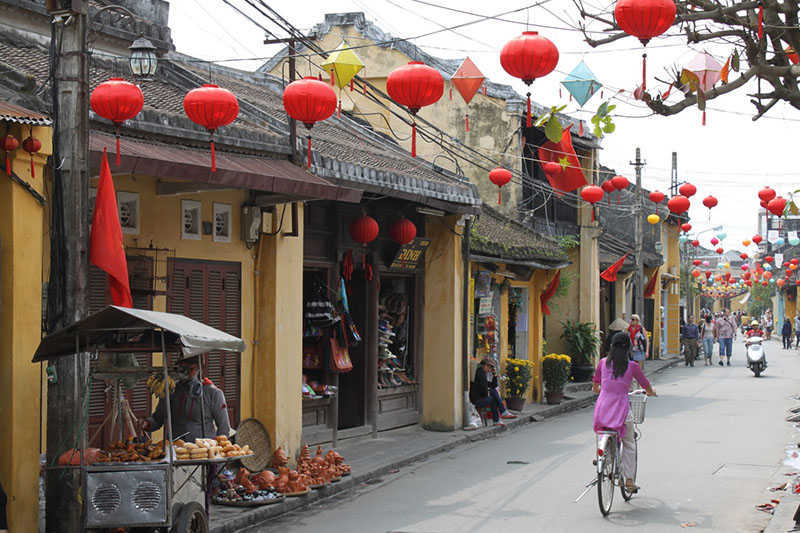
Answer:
[647, 214, 660, 225]
[321, 42, 365, 89]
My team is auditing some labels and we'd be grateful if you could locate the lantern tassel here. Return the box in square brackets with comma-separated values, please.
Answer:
[350, 78, 354, 92]
[411, 121, 416, 158]
[465, 112, 469, 132]
[579, 121, 584, 136]
[115, 134, 121, 166]
[758, 4, 764, 39]
[702, 110, 706, 126]
[526, 92, 532, 128]
[338, 99, 341, 118]
[497, 187, 502, 205]
[591, 206, 595, 222]
[642, 52, 647, 91]
[210, 139, 216, 172]
[307, 135, 312, 169]
[482, 85, 486, 96]
[330, 67, 335, 86]
[449, 86, 453, 100]
[30, 154, 35, 179]
[5, 154, 9, 176]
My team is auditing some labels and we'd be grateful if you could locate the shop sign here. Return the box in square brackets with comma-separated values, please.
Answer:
[478, 296, 493, 316]
[389, 238, 430, 270]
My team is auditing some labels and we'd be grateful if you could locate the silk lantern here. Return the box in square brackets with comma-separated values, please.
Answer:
[691, 239, 700, 247]
[647, 214, 660, 225]
[693, 259, 701, 266]
[2, 134, 18, 176]
[489, 167, 513, 205]
[758, 186, 776, 204]
[667, 195, 690, 214]
[753, 234, 763, 244]
[283, 77, 337, 169]
[387, 61, 444, 157]
[678, 182, 697, 198]
[90, 78, 144, 165]
[500, 32, 559, 127]
[614, 0, 676, 90]
[602, 179, 616, 205]
[21, 135, 41, 178]
[649, 190, 665, 203]
[450, 57, 485, 132]
[611, 175, 629, 204]
[716, 247, 724, 254]
[767, 196, 787, 217]
[580, 184, 604, 221]
[680, 223, 691, 233]
[184, 84, 239, 172]
[350, 213, 379, 269]
[389, 217, 417, 245]
[710, 237, 719, 245]
[743, 239, 751, 247]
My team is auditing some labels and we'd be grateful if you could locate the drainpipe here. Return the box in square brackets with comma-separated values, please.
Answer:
[462, 217, 479, 430]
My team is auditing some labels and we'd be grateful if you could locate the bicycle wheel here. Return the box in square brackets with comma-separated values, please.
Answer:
[620, 435, 638, 501]
[597, 438, 615, 516]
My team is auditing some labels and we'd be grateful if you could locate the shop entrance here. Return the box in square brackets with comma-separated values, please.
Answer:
[508, 287, 529, 359]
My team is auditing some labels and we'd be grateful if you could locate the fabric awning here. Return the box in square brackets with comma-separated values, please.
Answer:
[89, 132, 362, 203]
[33, 306, 246, 361]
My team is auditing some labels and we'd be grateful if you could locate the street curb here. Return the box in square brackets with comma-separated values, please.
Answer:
[210, 356, 681, 533]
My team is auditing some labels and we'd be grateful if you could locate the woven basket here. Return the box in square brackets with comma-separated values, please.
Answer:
[628, 393, 647, 424]
[235, 418, 271, 472]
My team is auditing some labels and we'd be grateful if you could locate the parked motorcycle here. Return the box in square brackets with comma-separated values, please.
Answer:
[745, 336, 767, 377]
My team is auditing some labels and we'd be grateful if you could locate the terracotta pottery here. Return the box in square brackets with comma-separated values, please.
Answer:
[545, 390, 564, 405]
[298, 444, 311, 467]
[505, 397, 525, 412]
[271, 446, 289, 467]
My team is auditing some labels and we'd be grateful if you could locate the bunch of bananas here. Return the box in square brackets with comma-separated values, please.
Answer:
[146, 373, 175, 398]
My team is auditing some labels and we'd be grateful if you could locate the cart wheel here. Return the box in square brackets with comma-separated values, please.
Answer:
[172, 502, 208, 533]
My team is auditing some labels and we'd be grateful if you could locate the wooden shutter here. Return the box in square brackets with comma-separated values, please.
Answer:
[87, 257, 154, 445]
[167, 259, 242, 426]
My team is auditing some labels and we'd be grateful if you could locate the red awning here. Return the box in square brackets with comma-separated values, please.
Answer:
[89, 132, 362, 203]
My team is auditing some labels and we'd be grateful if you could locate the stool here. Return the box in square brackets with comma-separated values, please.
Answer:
[477, 406, 493, 427]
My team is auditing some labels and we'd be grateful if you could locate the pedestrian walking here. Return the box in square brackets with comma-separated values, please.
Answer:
[682, 315, 700, 367]
[794, 315, 800, 348]
[628, 314, 649, 371]
[714, 308, 737, 366]
[782, 318, 793, 349]
[700, 315, 715, 366]
[765, 312, 774, 340]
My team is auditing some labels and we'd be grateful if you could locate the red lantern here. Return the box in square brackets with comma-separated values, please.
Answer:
[765, 255, 774, 263]
[648, 190, 665, 203]
[710, 237, 719, 245]
[21, 135, 42, 179]
[740, 253, 748, 260]
[680, 222, 692, 233]
[692, 259, 701, 266]
[767, 196, 787, 217]
[614, 0, 676, 90]
[758, 186, 776, 204]
[611, 175, 629, 204]
[667, 195, 690, 214]
[792, 258, 799, 265]
[691, 239, 700, 247]
[716, 247, 724, 254]
[489, 167, 513, 205]
[702, 195, 717, 210]
[349, 213, 379, 269]
[283, 77, 337, 168]
[753, 234, 763, 244]
[691, 269, 701, 278]
[542, 161, 563, 177]
[602, 179, 616, 205]
[705, 271, 712, 279]
[2, 134, 19, 176]
[500, 32, 559, 127]
[184, 84, 239, 172]
[389, 217, 417, 245]
[90, 78, 144, 166]
[580, 185, 604, 221]
[387, 61, 444, 157]
[678, 182, 697, 198]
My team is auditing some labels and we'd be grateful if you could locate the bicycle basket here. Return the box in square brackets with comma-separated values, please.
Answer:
[628, 392, 647, 424]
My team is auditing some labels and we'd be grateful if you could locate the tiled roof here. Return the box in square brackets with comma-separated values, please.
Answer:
[471, 205, 567, 263]
[0, 99, 50, 125]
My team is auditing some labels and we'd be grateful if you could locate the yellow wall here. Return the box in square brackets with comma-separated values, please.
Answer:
[254, 203, 304, 457]
[0, 124, 51, 533]
[422, 216, 464, 430]
[663, 223, 682, 355]
[544, 248, 580, 355]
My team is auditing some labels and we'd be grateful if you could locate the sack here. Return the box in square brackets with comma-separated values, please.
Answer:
[302, 342, 323, 370]
[329, 323, 353, 373]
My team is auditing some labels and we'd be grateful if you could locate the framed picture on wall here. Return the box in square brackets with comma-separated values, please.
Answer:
[181, 199, 202, 240]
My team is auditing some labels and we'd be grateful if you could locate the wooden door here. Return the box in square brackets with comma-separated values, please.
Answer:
[167, 259, 242, 426]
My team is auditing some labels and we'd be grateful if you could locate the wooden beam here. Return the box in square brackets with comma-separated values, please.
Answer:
[156, 181, 237, 196]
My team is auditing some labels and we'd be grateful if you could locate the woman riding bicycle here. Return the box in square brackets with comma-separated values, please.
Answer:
[592, 332, 656, 492]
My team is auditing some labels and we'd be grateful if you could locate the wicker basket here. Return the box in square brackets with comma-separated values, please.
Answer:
[628, 392, 647, 424]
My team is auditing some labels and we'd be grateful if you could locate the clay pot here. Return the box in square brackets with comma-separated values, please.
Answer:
[271, 446, 289, 467]
[298, 444, 311, 466]
[545, 390, 564, 405]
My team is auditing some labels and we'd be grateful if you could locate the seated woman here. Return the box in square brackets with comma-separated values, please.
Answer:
[593, 332, 656, 492]
[469, 358, 505, 426]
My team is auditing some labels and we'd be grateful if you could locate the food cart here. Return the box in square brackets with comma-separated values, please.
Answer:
[34, 306, 248, 532]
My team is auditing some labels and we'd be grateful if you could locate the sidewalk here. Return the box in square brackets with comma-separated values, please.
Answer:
[209, 355, 680, 533]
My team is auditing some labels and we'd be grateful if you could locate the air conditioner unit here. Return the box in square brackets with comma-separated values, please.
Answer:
[241, 206, 262, 246]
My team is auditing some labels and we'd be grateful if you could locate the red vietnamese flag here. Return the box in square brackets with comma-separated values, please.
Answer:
[600, 253, 629, 282]
[538, 124, 587, 194]
[90, 148, 132, 307]
[540, 270, 561, 316]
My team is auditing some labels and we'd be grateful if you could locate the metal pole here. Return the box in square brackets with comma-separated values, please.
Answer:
[288, 39, 298, 164]
[461, 218, 473, 428]
[631, 148, 645, 323]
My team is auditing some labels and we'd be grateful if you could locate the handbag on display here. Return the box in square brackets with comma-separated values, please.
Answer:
[302, 341, 323, 370]
[304, 280, 339, 328]
[329, 322, 353, 373]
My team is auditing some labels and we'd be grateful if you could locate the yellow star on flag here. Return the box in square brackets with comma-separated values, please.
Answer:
[558, 156, 570, 170]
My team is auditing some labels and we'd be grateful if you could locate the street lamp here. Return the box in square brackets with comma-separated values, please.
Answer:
[128, 36, 158, 78]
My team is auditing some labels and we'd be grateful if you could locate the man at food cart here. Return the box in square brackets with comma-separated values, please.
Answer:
[141, 356, 231, 441]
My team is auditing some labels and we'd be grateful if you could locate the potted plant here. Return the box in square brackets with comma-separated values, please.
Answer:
[542, 353, 571, 404]
[561, 320, 599, 382]
[503, 358, 534, 411]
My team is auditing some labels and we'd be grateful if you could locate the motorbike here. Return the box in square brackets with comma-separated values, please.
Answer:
[744, 336, 767, 377]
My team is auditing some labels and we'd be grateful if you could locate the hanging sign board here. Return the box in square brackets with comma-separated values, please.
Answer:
[389, 238, 430, 270]
[478, 296, 494, 316]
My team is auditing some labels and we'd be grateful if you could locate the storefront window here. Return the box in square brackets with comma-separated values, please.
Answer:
[473, 271, 501, 365]
[509, 287, 529, 359]
[379, 278, 416, 388]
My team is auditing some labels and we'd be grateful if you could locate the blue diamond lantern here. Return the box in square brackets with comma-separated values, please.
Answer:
[561, 61, 602, 107]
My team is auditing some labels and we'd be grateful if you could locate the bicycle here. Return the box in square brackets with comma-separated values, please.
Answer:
[590, 390, 647, 516]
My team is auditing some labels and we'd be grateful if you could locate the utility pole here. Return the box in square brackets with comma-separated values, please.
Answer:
[631, 147, 645, 320]
[670, 151, 678, 197]
[46, 2, 90, 532]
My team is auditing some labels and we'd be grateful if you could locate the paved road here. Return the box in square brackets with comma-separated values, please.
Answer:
[256, 340, 799, 533]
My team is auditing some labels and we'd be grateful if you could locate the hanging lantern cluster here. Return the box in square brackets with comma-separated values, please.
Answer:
[500, 31, 559, 127]
[90, 78, 144, 166]
[387, 61, 444, 157]
[184, 84, 239, 172]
